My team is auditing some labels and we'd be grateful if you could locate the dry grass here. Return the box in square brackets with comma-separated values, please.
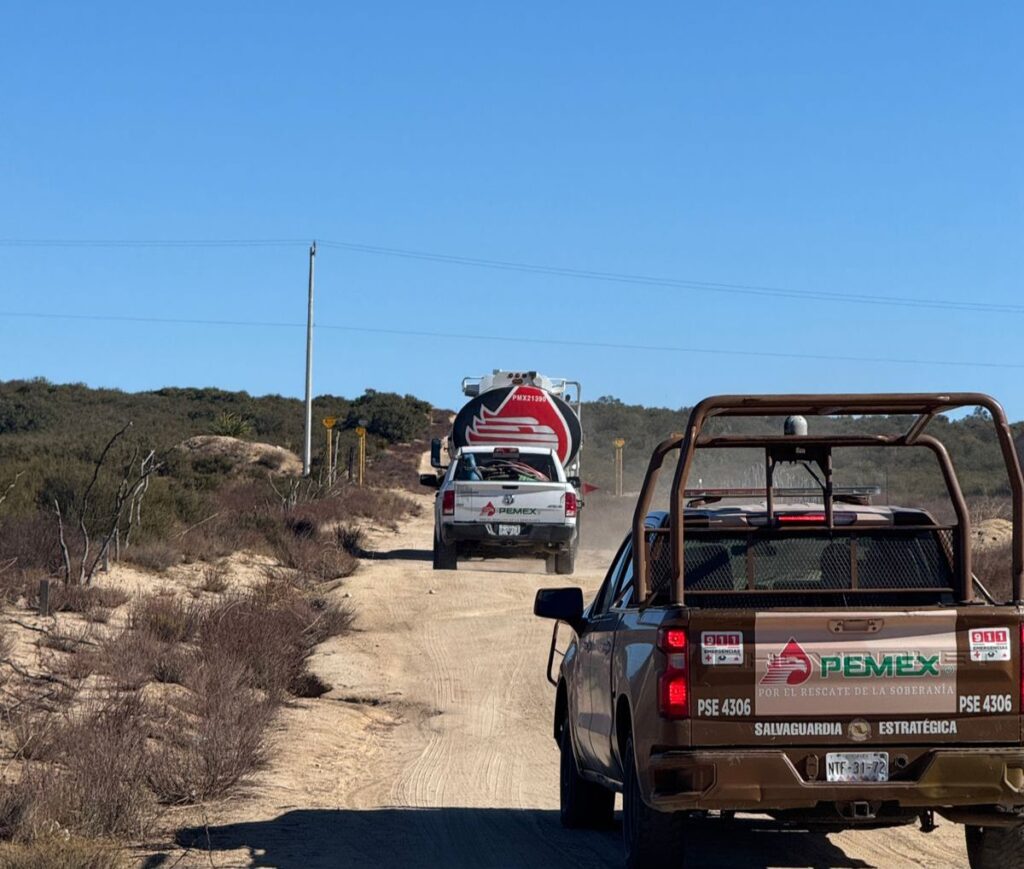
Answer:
[0, 836, 126, 869]
[129, 596, 201, 644]
[91, 628, 164, 691]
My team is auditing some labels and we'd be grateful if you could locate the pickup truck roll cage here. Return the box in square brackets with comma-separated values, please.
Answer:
[631, 393, 1024, 606]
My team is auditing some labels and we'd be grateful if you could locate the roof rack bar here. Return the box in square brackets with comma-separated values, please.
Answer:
[641, 393, 1024, 606]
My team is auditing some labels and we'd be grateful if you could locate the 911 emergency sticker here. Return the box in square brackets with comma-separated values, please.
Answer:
[969, 628, 1011, 662]
[701, 631, 743, 665]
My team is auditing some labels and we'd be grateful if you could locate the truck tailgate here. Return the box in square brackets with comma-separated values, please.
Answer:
[688, 609, 1021, 746]
[452, 482, 569, 525]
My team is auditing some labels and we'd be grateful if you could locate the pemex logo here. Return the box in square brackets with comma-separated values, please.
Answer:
[480, 502, 497, 517]
[452, 386, 582, 467]
[761, 638, 812, 686]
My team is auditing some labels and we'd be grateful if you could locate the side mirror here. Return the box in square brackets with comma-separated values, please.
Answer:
[419, 473, 441, 489]
[430, 438, 444, 468]
[533, 587, 585, 634]
[567, 476, 581, 490]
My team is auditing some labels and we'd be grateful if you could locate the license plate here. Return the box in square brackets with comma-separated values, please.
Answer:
[825, 752, 889, 783]
[497, 524, 521, 537]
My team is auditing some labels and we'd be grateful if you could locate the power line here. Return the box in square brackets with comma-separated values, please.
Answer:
[317, 239, 1024, 314]
[2, 309, 1023, 371]
[0, 238, 306, 248]
[0, 236, 1020, 314]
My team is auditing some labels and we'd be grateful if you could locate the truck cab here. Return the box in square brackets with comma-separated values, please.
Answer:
[535, 393, 1024, 869]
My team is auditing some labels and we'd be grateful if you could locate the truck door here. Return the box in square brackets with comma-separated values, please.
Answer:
[578, 543, 632, 772]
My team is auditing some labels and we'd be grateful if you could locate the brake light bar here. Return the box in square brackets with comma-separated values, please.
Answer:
[775, 512, 857, 526]
[684, 486, 881, 498]
[442, 490, 455, 516]
[658, 627, 689, 719]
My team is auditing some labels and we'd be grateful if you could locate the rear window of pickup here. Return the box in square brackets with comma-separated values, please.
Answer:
[646, 529, 956, 607]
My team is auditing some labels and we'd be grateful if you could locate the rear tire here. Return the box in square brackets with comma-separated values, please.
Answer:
[559, 725, 614, 829]
[555, 547, 576, 575]
[432, 529, 458, 570]
[965, 823, 1024, 868]
[623, 736, 686, 869]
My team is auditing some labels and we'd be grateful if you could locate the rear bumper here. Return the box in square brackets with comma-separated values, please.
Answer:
[443, 523, 575, 546]
[644, 747, 1024, 814]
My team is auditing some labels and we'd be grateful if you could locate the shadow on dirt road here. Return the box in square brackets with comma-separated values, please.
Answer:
[172, 808, 871, 869]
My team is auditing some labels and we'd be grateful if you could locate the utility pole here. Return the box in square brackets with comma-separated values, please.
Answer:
[302, 241, 316, 476]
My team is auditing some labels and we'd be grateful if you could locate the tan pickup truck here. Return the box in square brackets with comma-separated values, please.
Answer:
[535, 393, 1024, 869]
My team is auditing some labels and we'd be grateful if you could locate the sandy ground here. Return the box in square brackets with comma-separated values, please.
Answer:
[161, 495, 970, 868]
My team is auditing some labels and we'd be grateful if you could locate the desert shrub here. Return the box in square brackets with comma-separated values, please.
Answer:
[123, 540, 180, 573]
[198, 564, 228, 594]
[129, 596, 201, 644]
[197, 583, 351, 699]
[38, 624, 92, 655]
[209, 411, 253, 439]
[974, 542, 1013, 602]
[337, 525, 365, 556]
[10, 697, 154, 841]
[4, 705, 58, 761]
[147, 656, 271, 804]
[345, 390, 430, 443]
[41, 584, 129, 615]
[152, 644, 193, 686]
[91, 628, 163, 691]
[0, 624, 11, 663]
[269, 532, 356, 582]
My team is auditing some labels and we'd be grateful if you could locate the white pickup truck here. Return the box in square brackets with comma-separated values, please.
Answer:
[422, 445, 580, 574]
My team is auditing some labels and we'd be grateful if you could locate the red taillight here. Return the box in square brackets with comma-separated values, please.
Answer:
[658, 627, 689, 719]
[776, 512, 856, 525]
[662, 628, 687, 651]
[564, 492, 578, 518]
[442, 490, 455, 516]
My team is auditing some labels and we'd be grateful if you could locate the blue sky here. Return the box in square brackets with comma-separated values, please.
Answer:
[1, 2, 1021, 415]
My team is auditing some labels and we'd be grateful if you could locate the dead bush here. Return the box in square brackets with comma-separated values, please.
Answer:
[270, 533, 356, 582]
[10, 697, 154, 841]
[152, 644, 193, 686]
[147, 655, 271, 804]
[337, 525, 365, 556]
[0, 837, 126, 869]
[5, 705, 59, 761]
[197, 583, 351, 699]
[40, 584, 129, 615]
[129, 596, 201, 644]
[0, 624, 11, 663]
[91, 628, 163, 691]
[123, 540, 180, 573]
[198, 564, 228, 594]
[38, 624, 93, 655]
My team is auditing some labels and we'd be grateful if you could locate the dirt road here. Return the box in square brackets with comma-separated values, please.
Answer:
[171, 497, 969, 868]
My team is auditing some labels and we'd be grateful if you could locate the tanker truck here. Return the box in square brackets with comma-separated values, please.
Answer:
[420, 371, 583, 574]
